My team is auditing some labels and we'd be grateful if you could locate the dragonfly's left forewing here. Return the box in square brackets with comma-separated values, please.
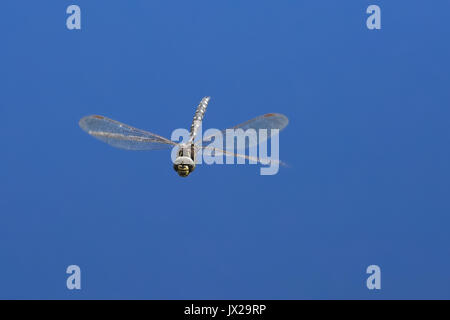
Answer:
[79, 115, 177, 150]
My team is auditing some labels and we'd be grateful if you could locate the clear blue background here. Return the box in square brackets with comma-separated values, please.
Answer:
[1, 1, 449, 299]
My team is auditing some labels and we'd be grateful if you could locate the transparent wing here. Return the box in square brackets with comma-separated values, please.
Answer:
[198, 113, 289, 149]
[79, 115, 177, 150]
[200, 145, 287, 166]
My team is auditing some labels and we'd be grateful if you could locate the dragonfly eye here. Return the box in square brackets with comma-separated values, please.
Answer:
[173, 154, 195, 177]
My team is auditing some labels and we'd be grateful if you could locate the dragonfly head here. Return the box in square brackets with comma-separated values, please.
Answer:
[173, 156, 195, 177]
[175, 164, 191, 177]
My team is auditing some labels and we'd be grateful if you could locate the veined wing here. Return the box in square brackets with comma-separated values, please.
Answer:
[197, 113, 289, 148]
[79, 115, 177, 150]
[201, 145, 287, 166]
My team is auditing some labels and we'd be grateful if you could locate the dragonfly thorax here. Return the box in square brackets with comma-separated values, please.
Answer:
[173, 144, 196, 177]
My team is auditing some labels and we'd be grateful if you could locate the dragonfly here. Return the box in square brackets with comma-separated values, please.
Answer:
[79, 97, 289, 177]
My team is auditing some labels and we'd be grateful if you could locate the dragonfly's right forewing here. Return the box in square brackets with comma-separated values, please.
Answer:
[79, 115, 177, 150]
[198, 113, 289, 149]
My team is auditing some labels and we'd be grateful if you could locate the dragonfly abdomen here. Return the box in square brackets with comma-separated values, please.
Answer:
[189, 96, 210, 142]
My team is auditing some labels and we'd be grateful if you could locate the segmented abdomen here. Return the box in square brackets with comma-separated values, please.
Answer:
[189, 96, 210, 142]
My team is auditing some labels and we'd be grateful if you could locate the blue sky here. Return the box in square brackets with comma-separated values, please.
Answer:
[1, 1, 449, 299]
